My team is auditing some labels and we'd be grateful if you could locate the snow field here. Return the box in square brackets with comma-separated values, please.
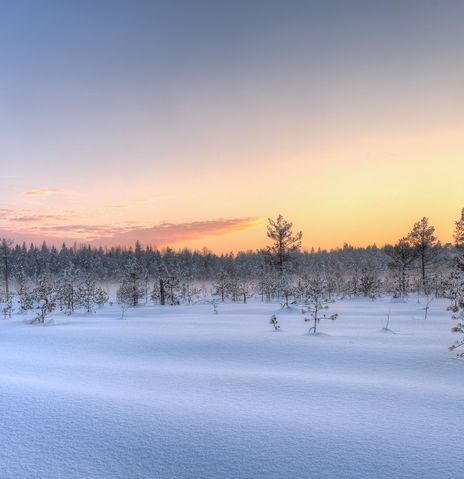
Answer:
[0, 297, 462, 478]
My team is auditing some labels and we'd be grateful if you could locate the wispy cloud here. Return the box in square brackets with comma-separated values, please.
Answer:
[38, 224, 122, 237]
[23, 188, 65, 197]
[104, 204, 129, 209]
[8, 214, 75, 223]
[0, 208, 15, 218]
[0, 207, 79, 224]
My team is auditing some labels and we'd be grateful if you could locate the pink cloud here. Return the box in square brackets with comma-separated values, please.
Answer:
[0, 217, 259, 248]
[89, 217, 259, 247]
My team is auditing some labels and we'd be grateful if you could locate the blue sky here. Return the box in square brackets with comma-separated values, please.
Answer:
[0, 1, 463, 250]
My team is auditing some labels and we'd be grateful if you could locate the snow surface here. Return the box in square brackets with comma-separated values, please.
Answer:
[0, 297, 462, 478]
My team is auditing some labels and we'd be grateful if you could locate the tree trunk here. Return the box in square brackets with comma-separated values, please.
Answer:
[159, 279, 165, 305]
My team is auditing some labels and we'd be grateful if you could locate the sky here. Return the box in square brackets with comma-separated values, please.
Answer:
[0, 0, 463, 252]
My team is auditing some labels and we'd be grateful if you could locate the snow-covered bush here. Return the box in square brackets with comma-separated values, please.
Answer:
[270, 314, 280, 331]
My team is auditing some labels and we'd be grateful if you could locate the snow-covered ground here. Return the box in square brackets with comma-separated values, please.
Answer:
[0, 297, 462, 478]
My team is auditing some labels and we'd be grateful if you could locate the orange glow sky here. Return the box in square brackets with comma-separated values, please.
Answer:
[0, 1, 463, 252]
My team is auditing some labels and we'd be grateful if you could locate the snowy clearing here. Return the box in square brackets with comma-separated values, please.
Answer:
[0, 297, 462, 479]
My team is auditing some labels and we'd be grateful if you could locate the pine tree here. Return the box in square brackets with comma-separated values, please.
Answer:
[150, 258, 184, 305]
[32, 276, 57, 324]
[150, 275, 183, 306]
[301, 277, 338, 334]
[444, 270, 464, 313]
[179, 276, 201, 304]
[384, 237, 418, 298]
[277, 272, 295, 308]
[266, 215, 302, 273]
[164, 275, 182, 305]
[1, 296, 13, 319]
[358, 268, 381, 299]
[0, 238, 13, 302]
[257, 270, 278, 302]
[78, 273, 108, 313]
[454, 209, 464, 247]
[17, 276, 34, 312]
[150, 278, 165, 305]
[449, 212, 464, 357]
[408, 217, 440, 294]
[117, 258, 145, 307]
[214, 270, 228, 302]
[237, 277, 254, 304]
[56, 265, 80, 315]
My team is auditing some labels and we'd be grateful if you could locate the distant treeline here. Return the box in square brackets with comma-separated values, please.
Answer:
[0, 234, 455, 286]
[0, 214, 460, 304]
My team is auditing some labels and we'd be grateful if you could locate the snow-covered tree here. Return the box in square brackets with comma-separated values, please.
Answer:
[56, 265, 80, 315]
[78, 273, 109, 313]
[454, 209, 464, 247]
[0, 238, 13, 303]
[449, 211, 464, 357]
[384, 237, 418, 298]
[179, 277, 201, 305]
[408, 217, 440, 294]
[214, 270, 228, 302]
[237, 277, 254, 304]
[422, 295, 434, 320]
[31, 276, 57, 324]
[444, 270, 464, 313]
[1, 296, 13, 319]
[256, 270, 278, 302]
[151, 278, 166, 305]
[449, 268, 464, 357]
[117, 257, 145, 307]
[266, 214, 302, 273]
[301, 277, 338, 334]
[163, 275, 182, 305]
[151, 258, 185, 305]
[17, 276, 34, 312]
[358, 268, 382, 299]
[276, 272, 295, 308]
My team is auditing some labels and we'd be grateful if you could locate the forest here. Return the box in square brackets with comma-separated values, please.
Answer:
[1, 213, 463, 348]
